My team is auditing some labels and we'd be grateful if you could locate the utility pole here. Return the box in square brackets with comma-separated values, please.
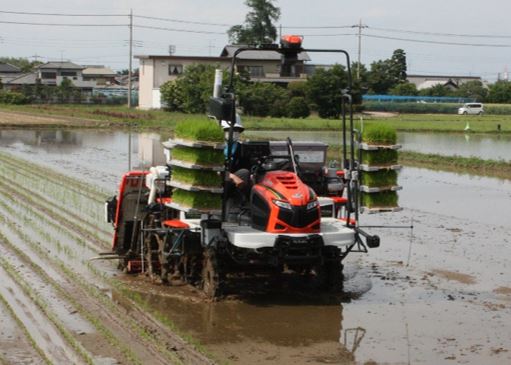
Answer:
[352, 19, 368, 80]
[128, 8, 133, 108]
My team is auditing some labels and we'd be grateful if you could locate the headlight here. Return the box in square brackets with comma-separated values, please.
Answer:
[306, 200, 319, 210]
[273, 199, 292, 210]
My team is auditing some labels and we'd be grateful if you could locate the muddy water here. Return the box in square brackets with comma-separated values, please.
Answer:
[245, 130, 511, 161]
[1, 128, 511, 364]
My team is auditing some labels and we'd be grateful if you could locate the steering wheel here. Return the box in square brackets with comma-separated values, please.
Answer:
[252, 155, 291, 175]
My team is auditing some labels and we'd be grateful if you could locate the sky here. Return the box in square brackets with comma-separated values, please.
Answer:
[1, 0, 511, 81]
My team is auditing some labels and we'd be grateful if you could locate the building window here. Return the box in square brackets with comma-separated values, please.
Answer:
[168, 64, 183, 75]
[41, 72, 57, 79]
[61, 71, 77, 77]
[238, 65, 265, 78]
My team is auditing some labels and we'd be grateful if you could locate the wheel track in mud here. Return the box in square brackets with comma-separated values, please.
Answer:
[0, 152, 214, 365]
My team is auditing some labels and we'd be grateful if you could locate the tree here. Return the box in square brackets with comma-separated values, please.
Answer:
[487, 80, 511, 103]
[58, 78, 74, 103]
[306, 64, 348, 118]
[228, 0, 281, 45]
[418, 84, 452, 97]
[368, 60, 394, 94]
[0, 57, 42, 72]
[238, 82, 288, 117]
[389, 82, 418, 96]
[389, 49, 407, 84]
[454, 80, 487, 101]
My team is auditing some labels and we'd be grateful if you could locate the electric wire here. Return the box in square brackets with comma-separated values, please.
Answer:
[134, 24, 225, 35]
[0, 10, 126, 16]
[0, 20, 127, 27]
[370, 26, 511, 39]
[134, 15, 231, 27]
[363, 33, 511, 48]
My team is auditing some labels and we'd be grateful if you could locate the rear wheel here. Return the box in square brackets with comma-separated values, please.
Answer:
[202, 249, 223, 298]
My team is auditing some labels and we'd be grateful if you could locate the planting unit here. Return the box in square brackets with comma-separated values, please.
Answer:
[166, 121, 224, 213]
[358, 125, 402, 213]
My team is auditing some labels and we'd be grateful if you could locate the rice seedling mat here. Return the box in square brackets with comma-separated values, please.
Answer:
[169, 180, 223, 194]
[163, 138, 224, 150]
[169, 159, 224, 171]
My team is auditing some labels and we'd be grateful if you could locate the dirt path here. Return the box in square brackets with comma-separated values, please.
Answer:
[0, 110, 113, 128]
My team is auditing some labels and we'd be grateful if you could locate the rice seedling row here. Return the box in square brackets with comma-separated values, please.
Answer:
[0, 152, 108, 202]
[0, 229, 147, 365]
[0, 205, 184, 365]
[0, 255, 94, 365]
[0, 293, 51, 365]
[0, 178, 111, 250]
[0, 155, 111, 234]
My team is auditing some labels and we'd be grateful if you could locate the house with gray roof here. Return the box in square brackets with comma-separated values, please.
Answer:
[136, 45, 310, 109]
[0, 63, 23, 84]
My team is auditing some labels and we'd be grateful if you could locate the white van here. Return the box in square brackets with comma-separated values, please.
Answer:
[458, 103, 484, 115]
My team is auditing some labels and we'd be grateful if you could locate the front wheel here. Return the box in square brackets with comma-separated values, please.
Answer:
[316, 260, 344, 291]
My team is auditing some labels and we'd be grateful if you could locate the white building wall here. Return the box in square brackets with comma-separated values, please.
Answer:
[138, 59, 155, 109]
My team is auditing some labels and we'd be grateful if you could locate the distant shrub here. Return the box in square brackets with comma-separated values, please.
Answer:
[286, 96, 310, 118]
[0, 91, 29, 104]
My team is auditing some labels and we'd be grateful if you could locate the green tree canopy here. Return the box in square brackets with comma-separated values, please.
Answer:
[389, 82, 418, 96]
[418, 84, 452, 97]
[389, 49, 407, 84]
[228, 0, 281, 45]
[0, 57, 42, 72]
[487, 80, 511, 103]
[454, 80, 487, 101]
[306, 64, 348, 118]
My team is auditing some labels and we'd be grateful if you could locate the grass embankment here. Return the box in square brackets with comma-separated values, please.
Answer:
[3, 103, 511, 133]
[399, 151, 511, 180]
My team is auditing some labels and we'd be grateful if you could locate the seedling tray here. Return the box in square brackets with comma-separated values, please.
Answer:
[169, 179, 223, 194]
[361, 206, 403, 214]
[165, 201, 222, 215]
[169, 159, 224, 171]
[163, 138, 224, 150]
[358, 142, 402, 151]
[359, 185, 402, 193]
[359, 164, 402, 172]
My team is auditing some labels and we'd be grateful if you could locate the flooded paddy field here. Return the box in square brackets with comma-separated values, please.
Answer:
[0, 128, 510, 364]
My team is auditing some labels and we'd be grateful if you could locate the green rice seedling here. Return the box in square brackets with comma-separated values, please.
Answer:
[360, 170, 398, 187]
[172, 146, 224, 166]
[171, 166, 222, 187]
[174, 119, 224, 142]
[172, 189, 222, 210]
[361, 191, 399, 208]
[361, 149, 398, 165]
[362, 123, 397, 145]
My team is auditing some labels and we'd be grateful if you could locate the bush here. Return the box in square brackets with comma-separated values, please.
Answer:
[0, 91, 29, 104]
[364, 101, 459, 114]
[238, 82, 289, 117]
[286, 96, 310, 118]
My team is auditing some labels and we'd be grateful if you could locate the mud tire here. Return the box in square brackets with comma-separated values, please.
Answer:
[202, 249, 222, 299]
[316, 260, 344, 292]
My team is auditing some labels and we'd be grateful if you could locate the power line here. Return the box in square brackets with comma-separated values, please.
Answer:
[134, 15, 231, 27]
[363, 33, 511, 48]
[135, 24, 225, 35]
[0, 10, 126, 16]
[282, 25, 354, 30]
[370, 26, 511, 39]
[0, 20, 127, 27]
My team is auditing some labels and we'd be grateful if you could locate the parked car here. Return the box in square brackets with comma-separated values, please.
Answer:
[458, 103, 484, 115]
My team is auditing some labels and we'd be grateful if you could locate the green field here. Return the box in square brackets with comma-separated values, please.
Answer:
[3, 103, 511, 133]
